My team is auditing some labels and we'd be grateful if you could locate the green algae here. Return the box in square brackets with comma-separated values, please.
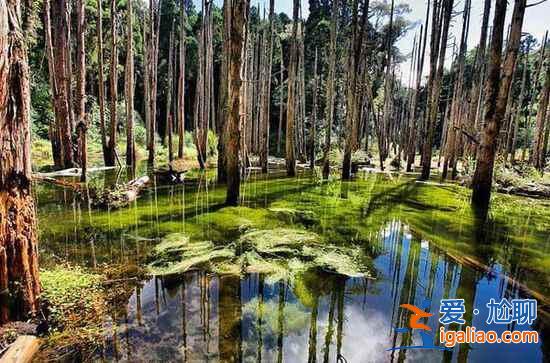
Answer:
[37, 171, 550, 296]
[147, 227, 373, 280]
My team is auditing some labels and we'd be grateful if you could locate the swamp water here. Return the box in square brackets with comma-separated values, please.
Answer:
[36, 170, 550, 362]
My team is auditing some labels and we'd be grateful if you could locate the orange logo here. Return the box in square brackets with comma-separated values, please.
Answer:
[400, 304, 433, 331]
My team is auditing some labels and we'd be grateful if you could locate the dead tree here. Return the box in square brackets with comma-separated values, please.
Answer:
[0, 0, 41, 322]
[166, 24, 175, 164]
[472, 0, 527, 209]
[75, 0, 87, 181]
[420, 0, 453, 180]
[225, 0, 249, 205]
[177, 1, 187, 159]
[105, 0, 118, 166]
[259, 0, 275, 173]
[97, 0, 108, 165]
[310, 48, 319, 170]
[322, 0, 339, 179]
[217, 0, 230, 182]
[406, 1, 430, 172]
[533, 38, 550, 170]
[125, 0, 136, 167]
[285, 0, 300, 176]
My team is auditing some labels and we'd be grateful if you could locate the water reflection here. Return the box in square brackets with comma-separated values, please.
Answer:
[101, 221, 547, 362]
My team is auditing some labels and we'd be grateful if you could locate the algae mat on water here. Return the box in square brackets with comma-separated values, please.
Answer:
[148, 227, 373, 282]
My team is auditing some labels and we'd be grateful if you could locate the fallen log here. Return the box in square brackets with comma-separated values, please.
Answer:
[35, 166, 117, 178]
[0, 336, 40, 363]
[496, 183, 550, 199]
[91, 176, 150, 209]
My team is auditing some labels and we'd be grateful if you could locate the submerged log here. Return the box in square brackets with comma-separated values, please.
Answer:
[0, 335, 40, 363]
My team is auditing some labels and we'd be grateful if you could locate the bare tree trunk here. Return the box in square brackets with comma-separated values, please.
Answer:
[166, 24, 175, 164]
[259, 0, 274, 173]
[105, 0, 118, 166]
[420, 0, 453, 180]
[533, 43, 550, 170]
[217, 0, 229, 182]
[43, 0, 62, 168]
[276, 39, 284, 156]
[148, 0, 161, 165]
[310, 47, 318, 170]
[442, 0, 470, 181]
[322, 0, 338, 179]
[75, 0, 86, 181]
[0, 0, 41, 322]
[125, 0, 136, 167]
[225, 0, 249, 205]
[406, 1, 430, 172]
[178, 1, 186, 159]
[51, 0, 74, 169]
[472, 0, 526, 209]
[285, 0, 300, 177]
[97, 0, 108, 165]
[465, 0, 491, 158]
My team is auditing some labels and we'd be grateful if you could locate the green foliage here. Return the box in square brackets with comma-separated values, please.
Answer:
[40, 266, 103, 330]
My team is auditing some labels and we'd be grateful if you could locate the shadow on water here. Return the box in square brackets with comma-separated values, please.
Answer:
[34, 170, 549, 362]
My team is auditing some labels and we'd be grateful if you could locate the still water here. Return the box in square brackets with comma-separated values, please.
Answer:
[36, 169, 549, 362]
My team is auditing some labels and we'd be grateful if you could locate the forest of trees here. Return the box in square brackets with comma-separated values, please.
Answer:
[1, 0, 549, 324]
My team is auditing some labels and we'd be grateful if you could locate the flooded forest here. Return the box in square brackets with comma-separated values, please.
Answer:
[0, 0, 549, 362]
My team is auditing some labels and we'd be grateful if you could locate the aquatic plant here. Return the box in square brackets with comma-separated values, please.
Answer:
[148, 227, 373, 281]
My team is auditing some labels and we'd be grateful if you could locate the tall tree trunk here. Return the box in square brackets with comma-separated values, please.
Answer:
[472, 0, 526, 209]
[322, 0, 338, 179]
[420, 0, 453, 180]
[310, 47, 318, 170]
[75, 0, 87, 181]
[259, 0, 274, 173]
[217, 0, 229, 182]
[406, 1, 430, 172]
[97, 0, 108, 165]
[43, 0, 62, 168]
[51, 0, 74, 168]
[125, 0, 135, 167]
[533, 42, 549, 170]
[225, 0, 249, 205]
[0, 0, 41, 322]
[166, 24, 175, 164]
[105, 0, 118, 166]
[285, 0, 300, 177]
[148, 0, 160, 165]
[276, 39, 284, 156]
[178, 1, 186, 159]
[465, 0, 491, 157]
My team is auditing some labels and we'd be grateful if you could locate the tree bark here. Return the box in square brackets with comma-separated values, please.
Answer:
[0, 0, 41, 322]
[472, 0, 526, 209]
[285, 0, 300, 177]
[178, 1, 186, 159]
[533, 43, 550, 170]
[125, 0, 136, 167]
[322, 0, 338, 179]
[105, 0, 118, 166]
[406, 1, 430, 172]
[259, 0, 275, 173]
[217, 0, 229, 182]
[420, 0, 453, 180]
[225, 0, 249, 205]
[166, 24, 175, 164]
[50, 0, 75, 169]
[97, 0, 108, 166]
[75, 0, 87, 181]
